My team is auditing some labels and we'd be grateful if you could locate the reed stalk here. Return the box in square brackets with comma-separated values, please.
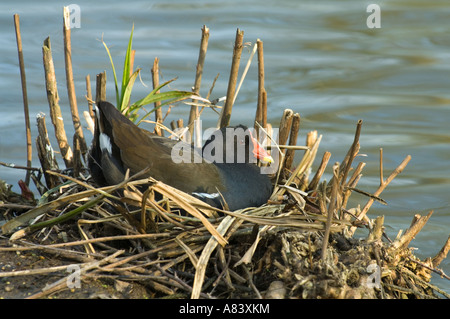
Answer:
[42, 37, 73, 168]
[254, 39, 266, 132]
[95, 71, 107, 103]
[278, 109, 294, 151]
[151, 57, 163, 136]
[432, 235, 450, 268]
[35, 114, 59, 190]
[389, 211, 433, 253]
[189, 25, 209, 142]
[322, 163, 340, 261]
[85, 74, 94, 118]
[308, 151, 331, 191]
[284, 112, 301, 172]
[219, 28, 244, 128]
[63, 6, 87, 159]
[73, 134, 81, 178]
[13, 14, 32, 186]
[261, 89, 267, 128]
[339, 119, 362, 186]
[277, 109, 294, 177]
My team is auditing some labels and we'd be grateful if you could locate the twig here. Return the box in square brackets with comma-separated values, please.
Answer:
[379, 148, 384, 184]
[341, 162, 366, 211]
[432, 235, 450, 268]
[0, 232, 171, 252]
[219, 28, 244, 128]
[241, 265, 262, 299]
[407, 256, 450, 281]
[26, 249, 124, 299]
[349, 154, 411, 235]
[389, 211, 433, 253]
[0, 203, 35, 210]
[234, 42, 257, 105]
[0, 161, 40, 171]
[266, 145, 309, 150]
[400, 264, 450, 297]
[13, 14, 32, 186]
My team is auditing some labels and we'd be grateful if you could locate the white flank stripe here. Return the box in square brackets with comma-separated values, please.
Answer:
[100, 133, 112, 154]
[192, 192, 220, 199]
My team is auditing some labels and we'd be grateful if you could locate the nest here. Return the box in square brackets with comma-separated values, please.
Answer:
[1, 14, 449, 299]
[1, 121, 449, 299]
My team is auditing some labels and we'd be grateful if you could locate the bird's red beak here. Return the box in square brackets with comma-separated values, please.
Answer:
[249, 132, 274, 164]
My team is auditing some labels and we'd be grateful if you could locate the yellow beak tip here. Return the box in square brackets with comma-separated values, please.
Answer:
[262, 156, 274, 164]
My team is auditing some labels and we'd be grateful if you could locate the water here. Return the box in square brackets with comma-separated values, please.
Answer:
[0, 0, 449, 293]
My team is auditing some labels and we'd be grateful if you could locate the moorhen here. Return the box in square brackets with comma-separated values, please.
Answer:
[88, 101, 273, 211]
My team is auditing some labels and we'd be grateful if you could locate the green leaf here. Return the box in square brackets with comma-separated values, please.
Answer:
[135, 91, 199, 125]
[120, 24, 135, 112]
[135, 77, 178, 106]
[101, 25, 211, 126]
[121, 68, 141, 114]
[102, 39, 120, 107]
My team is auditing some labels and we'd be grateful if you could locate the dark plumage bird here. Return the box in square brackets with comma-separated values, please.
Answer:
[88, 101, 273, 211]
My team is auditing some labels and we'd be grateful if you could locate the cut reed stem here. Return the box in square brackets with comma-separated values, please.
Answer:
[308, 151, 331, 191]
[151, 57, 163, 136]
[42, 36, 73, 168]
[219, 28, 244, 128]
[432, 235, 450, 268]
[189, 25, 209, 142]
[339, 119, 362, 187]
[95, 71, 107, 103]
[13, 14, 32, 186]
[284, 112, 301, 172]
[63, 6, 87, 159]
[389, 210, 433, 253]
[85, 74, 94, 118]
[277, 109, 294, 177]
[36, 113, 60, 190]
[255, 39, 265, 133]
[322, 163, 340, 261]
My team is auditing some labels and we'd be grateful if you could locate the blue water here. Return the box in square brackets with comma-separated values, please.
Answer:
[0, 0, 449, 294]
